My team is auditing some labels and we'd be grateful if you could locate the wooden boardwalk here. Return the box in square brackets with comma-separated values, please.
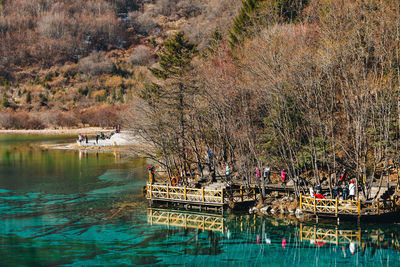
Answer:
[146, 183, 257, 210]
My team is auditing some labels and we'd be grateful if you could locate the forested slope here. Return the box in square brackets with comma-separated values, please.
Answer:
[129, 0, 400, 199]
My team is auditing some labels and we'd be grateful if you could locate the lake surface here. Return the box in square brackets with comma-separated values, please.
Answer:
[0, 135, 400, 266]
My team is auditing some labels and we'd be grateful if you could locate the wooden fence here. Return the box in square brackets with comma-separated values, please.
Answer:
[300, 195, 397, 217]
[146, 184, 257, 206]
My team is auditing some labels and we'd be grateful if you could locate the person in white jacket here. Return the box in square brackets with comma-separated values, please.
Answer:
[349, 180, 356, 200]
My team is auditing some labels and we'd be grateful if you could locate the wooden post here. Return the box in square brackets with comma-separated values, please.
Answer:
[335, 198, 338, 216]
[300, 224, 303, 241]
[335, 227, 338, 245]
[253, 185, 256, 200]
[240, 186, 243, 202]
[184, 186, 187, 201]
[149, 184, 152, 199]
[221, 188, 224, 204]
[357, 199, 361, 217]
[148, 170, 152, 183]
[313, 196, 316, 215]
[167, 184, 169, 199]
[299, 194, 302, 210]
[377, 199, 380, 215]
[202, 187, 205, 202]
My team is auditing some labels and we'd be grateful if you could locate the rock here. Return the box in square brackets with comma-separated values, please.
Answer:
[270, 208, 275, 214]
[271, 191, 279, 198]
[260, 206, 271, 214]
[249, 206, 258, 214]
[295, 208, 302, 215]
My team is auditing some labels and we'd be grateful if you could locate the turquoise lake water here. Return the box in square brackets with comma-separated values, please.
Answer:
[0, 135, 400, 266]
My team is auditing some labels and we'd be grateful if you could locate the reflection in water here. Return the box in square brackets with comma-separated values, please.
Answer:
[147, 208, 400, 265]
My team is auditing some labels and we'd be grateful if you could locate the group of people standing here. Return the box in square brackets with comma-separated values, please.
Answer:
[310, 180, 356, 200]
[78, 134, 88, 144]
[255, 166, 273, 184]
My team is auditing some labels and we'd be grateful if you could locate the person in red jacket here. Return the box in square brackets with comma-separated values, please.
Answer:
[281, 169, 286, 184]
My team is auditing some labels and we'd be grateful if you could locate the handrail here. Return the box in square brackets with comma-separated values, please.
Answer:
[147, 183, 224, 204]
[300, 194, 397, 216]
[146, 184, 258, 204]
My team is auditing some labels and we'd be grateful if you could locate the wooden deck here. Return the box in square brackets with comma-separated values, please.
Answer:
[145, 183, 257, 210]
[300, 195, 398, 218]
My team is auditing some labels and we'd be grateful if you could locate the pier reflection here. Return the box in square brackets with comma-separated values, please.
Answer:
[147, 208, 225, 232]
[146, 208, 400, 264]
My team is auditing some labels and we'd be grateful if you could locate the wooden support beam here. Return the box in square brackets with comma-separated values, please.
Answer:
[167, 184, 169, 199]
[335, 198, 338, 216]
[300, 194, 302, 210]
[357, 200, 361, 217]
[221, 188, 224, 204]
[313, 196, 316, 215]
[184, 186, 187, 201]
[202, 187, 205, 202]
[377, 199, 380, 215]
[149, 184, 152, 199]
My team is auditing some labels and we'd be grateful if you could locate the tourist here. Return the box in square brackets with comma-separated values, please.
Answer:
[349, 180, 356, 200]
[332, 182, 339, 198]
[225, 164, 230, 180]
[315, 183, 321, 193]
[264, 166, 271, 184]
[85, 135, 88, 144]
[281, 169, 286, 185]
[96, 135, 99, 144]
[207, 148, 213, 169]
[78, 134, 82, 143]
[256, 167, 261, 180]
[342, 181, 349, 200]
[309, 186, 315, 197]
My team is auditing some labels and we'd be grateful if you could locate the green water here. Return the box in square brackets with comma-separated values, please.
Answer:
[0, 136, 400, 266]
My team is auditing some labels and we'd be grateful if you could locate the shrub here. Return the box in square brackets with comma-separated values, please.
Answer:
[54, 112, 78, 127]
[79, 105, 123, 127]
[128, 12, 158, 35]
[92, 89, 107, 102]
[0, 112, 44, 129]
[78, 52, 113, 76]
[127, 46, 153, 66]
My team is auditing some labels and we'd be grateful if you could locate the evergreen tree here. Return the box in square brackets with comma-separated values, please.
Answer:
[2, 94, 9, 108]
[144, 31, 198, 181]
[26, 91, 31, 103]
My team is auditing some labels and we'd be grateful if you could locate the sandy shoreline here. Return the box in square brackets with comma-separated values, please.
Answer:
[0, 127, 114, 136]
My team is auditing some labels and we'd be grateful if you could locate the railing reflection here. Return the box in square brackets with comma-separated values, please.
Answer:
[299, 224, 361, 245]
[147, 208, 225, 232]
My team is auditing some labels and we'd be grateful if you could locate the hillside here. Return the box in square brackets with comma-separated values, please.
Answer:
[0, 0, 241, 128]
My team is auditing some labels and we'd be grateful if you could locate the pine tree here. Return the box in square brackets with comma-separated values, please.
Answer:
[26, 91, 31, 103]
[145, 31, 198, 181]
[2, 94, 9, 108]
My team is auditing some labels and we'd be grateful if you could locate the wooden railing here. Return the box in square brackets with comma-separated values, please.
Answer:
[300, 195, 397, 216]
[300, 195, 360, 216]
[300, 224, 361, 245]
[147, 184, 224, 204]
[146, 184, 258, 205]
[147, 208, 224, 232]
